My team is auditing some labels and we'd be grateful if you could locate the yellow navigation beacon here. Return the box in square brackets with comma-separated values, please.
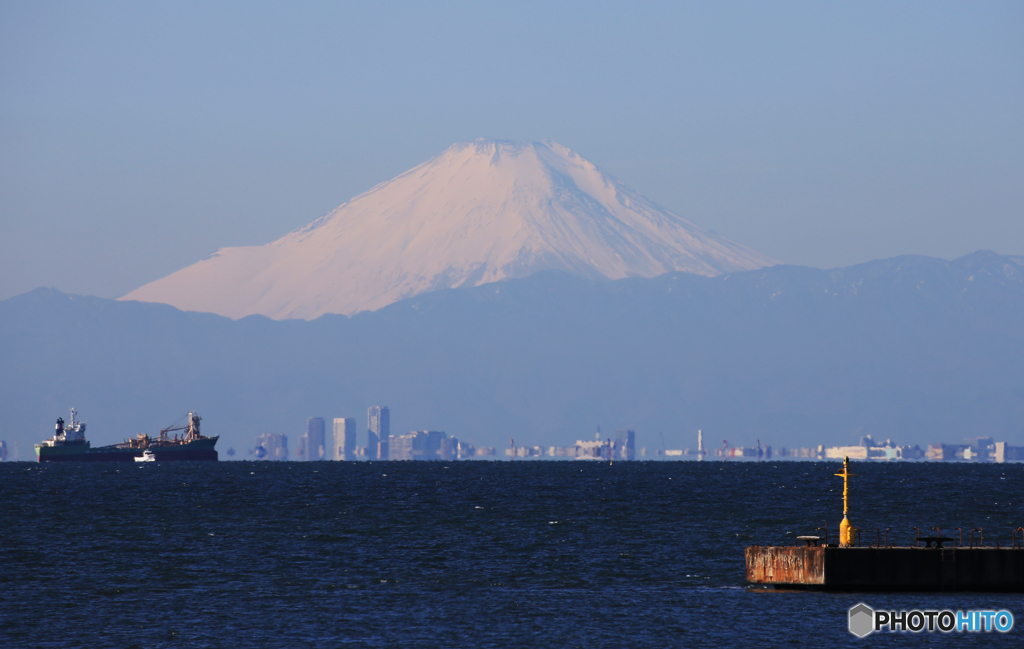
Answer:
[835, 456, 857, 547]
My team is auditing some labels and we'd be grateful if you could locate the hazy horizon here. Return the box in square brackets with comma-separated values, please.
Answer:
[2, 2, 1022, 302]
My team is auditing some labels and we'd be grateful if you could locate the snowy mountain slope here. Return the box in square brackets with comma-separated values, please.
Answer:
[121, 139, 776, 319]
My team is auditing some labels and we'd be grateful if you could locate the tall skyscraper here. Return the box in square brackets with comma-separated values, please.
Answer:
[368, 406, 389, 461]
[332, 418, 356, 461]
[306, 417, 325, 461]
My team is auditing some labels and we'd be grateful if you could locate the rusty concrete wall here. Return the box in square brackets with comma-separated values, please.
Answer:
[746, 546, 825, 585]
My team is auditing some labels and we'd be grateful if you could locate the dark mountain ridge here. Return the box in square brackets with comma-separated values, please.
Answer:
[1, 251, 1021, 457]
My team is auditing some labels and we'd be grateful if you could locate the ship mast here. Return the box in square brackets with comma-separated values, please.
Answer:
[186, 411, 201, 442]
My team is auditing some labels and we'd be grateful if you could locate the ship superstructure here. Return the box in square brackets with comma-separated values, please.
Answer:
[39, 408, 89, 448]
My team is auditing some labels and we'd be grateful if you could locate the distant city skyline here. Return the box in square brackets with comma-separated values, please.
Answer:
[238, 423, 1024, 463]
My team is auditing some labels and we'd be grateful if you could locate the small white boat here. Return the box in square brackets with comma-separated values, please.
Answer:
[135, 449, 156, 462]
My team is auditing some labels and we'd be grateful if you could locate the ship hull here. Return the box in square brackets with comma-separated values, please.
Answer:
[36, 437, 218, 463]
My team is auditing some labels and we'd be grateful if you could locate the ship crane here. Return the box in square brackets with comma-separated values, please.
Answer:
[159, 411, 203, 443]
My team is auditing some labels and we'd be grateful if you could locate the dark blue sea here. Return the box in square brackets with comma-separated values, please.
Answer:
[2, 460, 1022, 647]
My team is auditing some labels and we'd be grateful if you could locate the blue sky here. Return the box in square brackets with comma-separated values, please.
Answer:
[1, 1, 1022, 300]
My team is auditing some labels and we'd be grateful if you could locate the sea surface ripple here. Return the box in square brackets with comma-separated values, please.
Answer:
[2, 460, 1022, 647]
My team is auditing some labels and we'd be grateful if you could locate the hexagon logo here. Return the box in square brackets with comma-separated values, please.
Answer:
[849, 603, 874, 638]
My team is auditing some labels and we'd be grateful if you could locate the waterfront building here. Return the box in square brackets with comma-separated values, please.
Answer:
[368, 406, 390, 461]
[614, 429, 636, 461]
[306, 417, 325, 461]
[964, 437, 995, 461]
[925, 440, 1024, 462]
[824, 438, 922, 461]
[825, 445, 871, 460]
[389, 430, 458, 461]
[926, 443, 963, 461]
[254, 433, 288, 461]
[571, 439, 608, 459]
[548, 446, 574, 457]
[388, 431, 415, 461]
[438, 435, 458, 461]
[456, 439, 476, 459]
[543, 432, 635, 460]
[507, 445, 544, 458]
[995, 442, 1024, 462]
[331, 418, 356, 461]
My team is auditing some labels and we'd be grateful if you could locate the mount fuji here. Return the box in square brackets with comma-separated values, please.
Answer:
[122, 139, 776, 319]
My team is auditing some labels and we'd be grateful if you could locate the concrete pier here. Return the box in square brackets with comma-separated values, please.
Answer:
[746, 546, 1024, 592]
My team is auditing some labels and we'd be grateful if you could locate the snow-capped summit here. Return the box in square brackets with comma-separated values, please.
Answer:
[121, 139, 776, 319]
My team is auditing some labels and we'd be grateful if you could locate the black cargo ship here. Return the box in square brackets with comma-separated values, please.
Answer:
[35, 409, 218, 462]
